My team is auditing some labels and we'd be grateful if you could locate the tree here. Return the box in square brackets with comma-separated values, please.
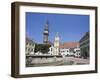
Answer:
[34, 44, 51, 54]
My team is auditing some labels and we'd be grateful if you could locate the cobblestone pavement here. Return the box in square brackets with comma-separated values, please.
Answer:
[64, 57, 89, 65]
[28, 61, 63, 67]
[27, 57, 89, 67]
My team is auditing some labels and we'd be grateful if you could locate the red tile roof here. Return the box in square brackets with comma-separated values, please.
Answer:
[60, 42, 79, 49]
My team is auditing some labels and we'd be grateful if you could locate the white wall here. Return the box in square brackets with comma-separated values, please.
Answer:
[0, 0, 100, 80]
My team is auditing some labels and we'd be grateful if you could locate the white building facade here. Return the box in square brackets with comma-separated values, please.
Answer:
[48, 46, 54, 55]
[60, 48, 70, 56]
[74, 47, 80, 57]
[48, 32, 60, 55]
[26, 37, 35, 55]
[59, 42, 80, 57]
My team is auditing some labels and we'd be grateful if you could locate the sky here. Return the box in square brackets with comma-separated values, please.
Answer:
[26, 12, 89, 43]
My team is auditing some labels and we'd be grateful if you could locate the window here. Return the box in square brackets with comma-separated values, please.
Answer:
[28, 48, 30, 51]
[31, 49, 33, 52]
[26, 47, 27, 50]
[26, 42, 28, 45]
[30, 43, 31, 46]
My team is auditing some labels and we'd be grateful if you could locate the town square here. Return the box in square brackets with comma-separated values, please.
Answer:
[25, 12, 89, 67]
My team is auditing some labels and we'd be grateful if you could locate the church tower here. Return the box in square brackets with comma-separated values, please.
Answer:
[43, 21, 49, 44]
[54, 32, 60, 55]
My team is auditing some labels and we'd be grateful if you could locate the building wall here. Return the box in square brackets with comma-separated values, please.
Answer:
[60, 48, 70, 56]
[79, 32, 89, 59]
[60, 47, 80, 57]
[74, 48, 80, 57]
[26, 38, 35, 55]
[48, 46, 54, 55]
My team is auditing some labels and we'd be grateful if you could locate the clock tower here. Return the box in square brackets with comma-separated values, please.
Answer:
[43, 21, 49, 44]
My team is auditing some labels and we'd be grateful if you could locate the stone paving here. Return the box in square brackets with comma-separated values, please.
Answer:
[64, 57, 89, 65]
[26, 56, 89, 67]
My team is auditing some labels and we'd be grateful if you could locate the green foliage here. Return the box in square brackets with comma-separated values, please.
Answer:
[34, 44, 51, 54]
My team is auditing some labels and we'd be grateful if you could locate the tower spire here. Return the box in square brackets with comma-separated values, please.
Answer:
[56, 32, 59, 37]
[43, 20, 49, 44]
[54, 32, 60, 55]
